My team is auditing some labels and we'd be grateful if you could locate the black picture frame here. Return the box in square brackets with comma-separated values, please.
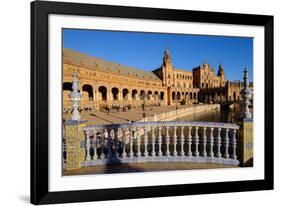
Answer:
[31, 0, 274, 204]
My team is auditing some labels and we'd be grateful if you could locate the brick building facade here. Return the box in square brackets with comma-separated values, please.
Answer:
[63, 47, 249, 111]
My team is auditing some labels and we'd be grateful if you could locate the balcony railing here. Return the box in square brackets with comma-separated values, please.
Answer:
[80, 121, 239, 166]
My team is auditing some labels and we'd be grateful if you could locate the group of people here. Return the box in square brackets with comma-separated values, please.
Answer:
[104, 104, 132, 113]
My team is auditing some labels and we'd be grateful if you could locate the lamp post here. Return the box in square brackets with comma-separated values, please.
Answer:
[175, 87, 178, 110]
[176, 95, 179, 110]
[141, 93, 147, 121]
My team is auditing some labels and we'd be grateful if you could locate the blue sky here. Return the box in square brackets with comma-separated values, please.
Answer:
[63, 29, 253, 81]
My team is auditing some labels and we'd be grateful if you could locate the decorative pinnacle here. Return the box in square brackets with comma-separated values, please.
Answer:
[68, 72, 82, 121]
[241, 67, 252, 120]
[164, 47, 170, 56]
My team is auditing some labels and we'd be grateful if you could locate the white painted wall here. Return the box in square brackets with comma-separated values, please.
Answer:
[0, 0, 279, 205]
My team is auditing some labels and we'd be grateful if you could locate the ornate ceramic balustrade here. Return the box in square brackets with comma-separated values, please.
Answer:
[79, 121, 239, 166]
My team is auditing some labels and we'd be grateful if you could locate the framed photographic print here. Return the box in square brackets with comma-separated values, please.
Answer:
[31, 0, 274, 204]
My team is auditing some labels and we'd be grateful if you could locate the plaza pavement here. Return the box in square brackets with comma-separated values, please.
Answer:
[63, 162, 236, 175]
[64, 104, 197, 126]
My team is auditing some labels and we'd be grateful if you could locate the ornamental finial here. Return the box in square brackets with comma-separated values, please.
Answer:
[68, 72, 82, 121]
[164, 46, 170, 56]
[241, 67, 252, 120]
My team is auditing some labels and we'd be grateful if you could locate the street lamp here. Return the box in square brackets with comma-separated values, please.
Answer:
[176, 94, 178, 110]
[175, 88, 179, 110]
[141, 93, 147, 120]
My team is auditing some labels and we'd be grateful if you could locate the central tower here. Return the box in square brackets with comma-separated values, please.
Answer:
[161, 47, 174, 105]
[162, 47, 174, 87]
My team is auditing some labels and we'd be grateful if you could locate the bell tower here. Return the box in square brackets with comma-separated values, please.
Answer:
[217, 63, 225, 87]
[162, 47, 174, 87]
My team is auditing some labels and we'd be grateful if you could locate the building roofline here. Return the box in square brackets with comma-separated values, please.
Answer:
[63, 48, 162, 81]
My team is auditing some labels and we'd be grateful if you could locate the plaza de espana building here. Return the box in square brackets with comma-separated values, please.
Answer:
[63, 47, 246, 111]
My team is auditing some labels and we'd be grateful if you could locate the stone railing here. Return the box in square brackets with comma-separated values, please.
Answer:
[80, 121, 239, 167]
[138, 104, 219, 122]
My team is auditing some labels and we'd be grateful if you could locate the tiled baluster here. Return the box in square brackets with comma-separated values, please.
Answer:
[187, 126, 192, 157]
[107, 129, 112, 158]
[114, 128, 119, 157]
[209, 127, 214, 158]
[158, 126, 162, 157]
[122, 127, 127, 158]
[100, 129, 105, 159]
[225, 128, 229, 159]
[173, 126, 178, 156]
[166, 126, 170, 156]
[194, 127, 199, 157]
[231, 129, 237, 160]
[216, 128, 222, 158]
[151, 126, 156, 157]
[92, 129, 98, 160]
[180, 126, 185, 157]
[85, 130, 91, 160]
[144, 126, 148, 157]
[202, 127, 207, 157]
[136, 127, 141, 157]
[129, 127, 134, 158]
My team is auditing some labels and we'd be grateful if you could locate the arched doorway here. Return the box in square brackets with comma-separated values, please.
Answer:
[122, 88, 129, 100]
[140, 90, 146, 99]
[185, 92, 189, 100]
[147, 91, 152, 100]
[82, 84, 93, 101]
[132, 89, 138, 100]
[112, 87, 119, 100]
[176, 92, 180, 101]
[172, 91, 176, 101]
[98, 86, 107, 101]
[63, 82, 72, 99]
[160, 91, 164, 100]
[63, 82, 72, 91]
[154, 91, 159, 100]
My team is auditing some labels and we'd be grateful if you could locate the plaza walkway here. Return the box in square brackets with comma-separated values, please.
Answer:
[63, 162, 236, 175]
[64, 104, 201, 126]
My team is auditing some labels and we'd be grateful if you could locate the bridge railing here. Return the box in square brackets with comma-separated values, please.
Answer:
[80, 121, 239, 166]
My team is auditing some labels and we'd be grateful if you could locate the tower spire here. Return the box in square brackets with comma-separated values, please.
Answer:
[217, 63, 224, 76]
[164, 46, 170, 56]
